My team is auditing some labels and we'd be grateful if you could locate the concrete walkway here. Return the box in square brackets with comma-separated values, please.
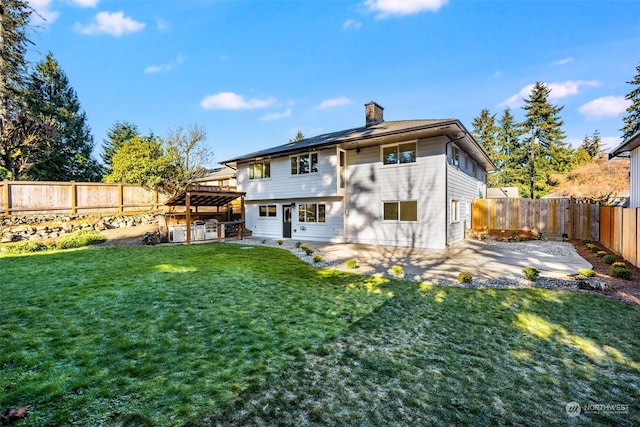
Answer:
[303, 239, 592, 283]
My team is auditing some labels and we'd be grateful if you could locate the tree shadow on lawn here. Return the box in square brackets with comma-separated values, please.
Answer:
[194, 284, 640, 427]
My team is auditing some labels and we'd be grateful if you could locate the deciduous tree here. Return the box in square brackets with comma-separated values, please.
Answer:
[550, 158, 629, 205]
[163, 124, 213, 189]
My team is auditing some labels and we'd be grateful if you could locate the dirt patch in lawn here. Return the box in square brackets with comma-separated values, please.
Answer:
[96, 224, 159, 247]
[572, 240, 640, 307]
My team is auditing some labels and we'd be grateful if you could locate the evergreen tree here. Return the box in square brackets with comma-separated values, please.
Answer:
[24, 52, 103, 181]
[621, 63, 640, 139]
[471, 108, 499, 162]
[0, 0, 35, 179]
[496, 107, 526, 194]
[101, 121, 140, 169]
[520, 82, 573, 198]
[288, 130, 305, 143]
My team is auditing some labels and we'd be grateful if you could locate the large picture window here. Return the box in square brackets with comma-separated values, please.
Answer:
[383, 201, 418, 222]
[259, 205, 277, 217]
[298, 203, 326, 223]
[382, 142, 416, 165]
[249, 160, 270, 179]
[291, 153, 318, 175]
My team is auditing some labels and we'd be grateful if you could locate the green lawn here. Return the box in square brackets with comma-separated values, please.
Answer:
[1, 243, 639, 426]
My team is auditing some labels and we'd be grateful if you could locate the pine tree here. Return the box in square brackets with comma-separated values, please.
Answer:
[520, 82, 572, 198]
[471, 108, 499, 161]
[0, 0, 35, 179]
[102, 121, 140, 169]
[621, 64, 640, 139]
[24, 52, 103, 181]
[496, 107, 526, 194]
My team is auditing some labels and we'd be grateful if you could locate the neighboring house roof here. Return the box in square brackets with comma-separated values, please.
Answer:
[486, 187, 520, 198]
[610, 129, 640, 158]
[193, 166, 236, 182]
[221, 116, 496, 172]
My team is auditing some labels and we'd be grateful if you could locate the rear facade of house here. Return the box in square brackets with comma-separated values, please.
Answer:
[223, 102, 494, 249]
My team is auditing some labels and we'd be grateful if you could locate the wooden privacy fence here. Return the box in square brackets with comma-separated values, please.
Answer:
[600, 206, 640, 269]
[471, 198, 600, 241]
[2, 180, 165, 215]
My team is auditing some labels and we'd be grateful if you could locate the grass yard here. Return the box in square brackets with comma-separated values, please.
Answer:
[1, 243, 639, 426]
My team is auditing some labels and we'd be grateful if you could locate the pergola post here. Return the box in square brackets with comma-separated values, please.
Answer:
[240, 194, 245, 240]
[186, 190, 191, 244]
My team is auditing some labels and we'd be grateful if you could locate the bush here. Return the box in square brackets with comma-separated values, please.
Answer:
[581, 239, 591, 245]
[577, 268, 596, 277]
[300, 244, 309, 251]
[277, 240, 284, 245]
[585, 243, 602, 253]
[458, 272, 473, 283]
[345, 259, 359, 269]
[602, 255, 617, 265]
[522, 267, 540, 281]
[56, 229, 106, 249]
[611, 261, 626, 268]
[294, 241, 302, 248]
[610, 266, 632, 280]
[304, 247, 314, 256]
[389, 265, 404, 278]
[2, 240, 52, 254]
[596, 250, 608, 258]
[313, 255, 323, 263]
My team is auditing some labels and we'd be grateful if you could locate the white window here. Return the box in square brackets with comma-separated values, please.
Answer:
[258, 205, 277, 217]
[298, 203, 326, 223]
[249, 160, 270, 179]
[383, 201, 418, 222]
[451, 147, 460, 167]
[451, 200, 460, 223]
[291, 153, 318, 175]
[382, 142, 416, 165]
[338, 149, 346, 189]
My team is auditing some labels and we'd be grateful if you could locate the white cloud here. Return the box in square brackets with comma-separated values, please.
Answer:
[314, 97, 352, 110]
[74, 11, 145, 36]
[363, 0, 449, 18]
[200, 92, 276, 110]
[144, 55, 185, 74]
[579, 96, 631, 119]
[343, 19, 362, 30]
[156, 19, 169, 31]
[28, 0, 59, 24]
[260, 108, 293, 122]
[70, 0, 99, 7]
[499, 80, 600, 108]
[552, 57, 573, 66]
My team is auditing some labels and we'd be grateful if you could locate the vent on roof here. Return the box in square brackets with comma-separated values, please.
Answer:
[365, 101, 384, 127]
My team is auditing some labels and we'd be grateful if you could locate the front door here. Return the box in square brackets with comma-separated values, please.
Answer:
[283, 206, 292, 238]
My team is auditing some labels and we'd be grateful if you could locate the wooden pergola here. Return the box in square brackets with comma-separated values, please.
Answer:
[164, 185, 246, 244]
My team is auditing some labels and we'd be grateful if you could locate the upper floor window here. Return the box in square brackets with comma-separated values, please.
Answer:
[291, 153, 318, 175]
[249, 160, 270, 179]
[382, 142, 416, 165]
[451, 146, 460, 167]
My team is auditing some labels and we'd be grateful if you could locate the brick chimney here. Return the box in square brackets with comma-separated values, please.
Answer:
[365, 101, 384, 127]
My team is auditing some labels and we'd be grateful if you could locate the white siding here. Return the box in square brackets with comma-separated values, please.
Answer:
[631, 147, 640, 208]
[447, 165, 483, 244]
[237, 148, 339, 200]
[345, 136, 448, 249]
[246, 198, 344, 242]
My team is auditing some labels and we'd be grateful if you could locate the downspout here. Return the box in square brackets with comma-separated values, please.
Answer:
[444, 132, 468, 248]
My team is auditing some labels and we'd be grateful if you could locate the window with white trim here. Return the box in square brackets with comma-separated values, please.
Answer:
[298, 203, 326, 223]
[258, 205, 277, 217]
[383, 201, 418, 222]
[451, 200, 460, 222]
[291, 153, 318, 175]
[382, 142, 416, 165]
[249, 160, 270, 179]
[451, 146, 460, 167]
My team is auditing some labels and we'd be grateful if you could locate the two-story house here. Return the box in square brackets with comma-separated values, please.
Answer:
[222, 102, 494, 249]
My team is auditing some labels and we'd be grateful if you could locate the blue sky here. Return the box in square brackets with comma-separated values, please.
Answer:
[27, 0, 640, 167]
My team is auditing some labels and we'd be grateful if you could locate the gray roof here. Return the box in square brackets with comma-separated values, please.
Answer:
[610, 129, 640, 158]
[193, 166, 236, 182]
[222, 119, 456, 162]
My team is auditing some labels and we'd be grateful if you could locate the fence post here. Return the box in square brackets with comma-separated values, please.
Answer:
[567, 197, 574, 239]
[3, 180, 9, 216]
[70, 181, 77, 214]
[118, 183, 124, 213]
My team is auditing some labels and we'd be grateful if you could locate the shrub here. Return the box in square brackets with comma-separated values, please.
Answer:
[581, 239, 591, 245]
[304, 247, 314, 256]
[261, 239, 267, 244]
[596, 250, 608, 258]
[589, 245, 602, 253]
[295, 241, 302, 248]
[602, 255, 617, 265]
[610, 266, 632, 280]
[56, 230, 106, 249]
[584, 243, 597, 251]
[345, 259, 359, 269]
[300, 244, 309, 251]
[313, 255, 323, 263]
[577, 268, 596, 277]
[522, 267, 540, 281]
[611, 261, 626, 268]
[458, 272, 473, 283]
[2, 240, 52, 254]
[277, 240, 284, 245]
[389, 265, 404, 278]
